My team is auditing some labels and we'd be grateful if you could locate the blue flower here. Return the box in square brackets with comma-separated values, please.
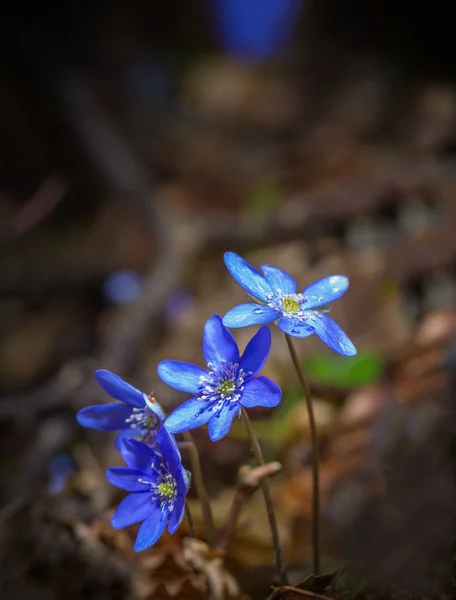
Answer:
[48, 454, 76, 495]
[107, 428, 189, 551]
[76, 370, 165, 448]
[211, 0, 301, 61]
[223, 252, 357, 357]
[158, 315, 281, 442]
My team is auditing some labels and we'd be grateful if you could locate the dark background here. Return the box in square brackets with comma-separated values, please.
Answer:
[2, 2, 456, 599]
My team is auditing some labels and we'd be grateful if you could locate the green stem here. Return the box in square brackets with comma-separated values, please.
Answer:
[179, 431, 217, 546]
[185, 501, 196, 538]
[241, 407, 288, 585]
[285, 334, 320, 575]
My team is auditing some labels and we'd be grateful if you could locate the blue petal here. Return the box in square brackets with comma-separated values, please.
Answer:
[157, 360, 206, 394]
[207, 405, 240, 441]
[213, 0, 301, 60]
[261, 265, 296, 295]
[240, 377, 282, 408]
[277, 316, 315, 337]
[240, 326, 271, 378]
[118, 434, 152, 467]
[203, 315, 239, 366]
[118, 438, 158, 471]
[164, 397, 212, 434]
[76, 403, 132, 431]
[224, 252, 273, 302]
[114, 399, 164, 450]
[307, 312, 357, 356]
[144, 396, 166, 421]
[114, 425, 159, 451]
[106, 467, 154, 492]
[157, 426, 182, 474]
[134, 506, 168, 551]
[95, 370, 145, 408]
[168, 497, 186, 534]
[223, 304, 279, 328]
[302, 275, 349, 309]
[182, 469, 191, 490]
[111, 492, 155, 529]
[176, 468, 191, 497]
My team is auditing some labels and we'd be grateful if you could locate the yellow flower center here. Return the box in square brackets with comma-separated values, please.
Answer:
[158, 482, 176, 499]
[282, 297, 300, 312]
[219, 379, 235, 396]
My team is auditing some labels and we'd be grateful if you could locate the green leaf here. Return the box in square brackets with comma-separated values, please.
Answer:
[245, 180, 282, 216]
[227, 387, 302, 452]
[302, 350, 384, 388]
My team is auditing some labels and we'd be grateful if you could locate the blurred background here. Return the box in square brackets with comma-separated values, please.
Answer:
[2, 1, 456, 598]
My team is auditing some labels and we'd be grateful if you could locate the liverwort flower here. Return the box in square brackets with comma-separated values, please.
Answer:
[223, 252, 357, 356]
[107, 427, 189, 551]
[158, 315, 281, 442]
[48, 454, 76, 495]
[77, 370, 165, 449]
[211, 0, 302, 61]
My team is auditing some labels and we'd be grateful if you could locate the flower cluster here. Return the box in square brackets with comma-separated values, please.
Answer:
[76, 370, 189, 551]
[76, 251, 356, 551]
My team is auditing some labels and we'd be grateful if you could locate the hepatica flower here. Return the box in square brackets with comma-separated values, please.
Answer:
[158, 315, 281, 441]
[107, 428, 189, 551]
[48, 454, 76, 495]
[77, 370, 165, 448]
[223, 252, 357, 357]
[211, 0, 301, 61]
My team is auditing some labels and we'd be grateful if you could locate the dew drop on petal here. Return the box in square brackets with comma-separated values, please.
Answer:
[252, 308, 263, 314]
[291, 328, 300, 334]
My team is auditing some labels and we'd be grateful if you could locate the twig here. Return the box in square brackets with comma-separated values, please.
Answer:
[0, 360, 93, 420]
[57, 74, 189, 376]
[0, 75, 199, 422]
[0, 418, 72, 525]
[268, 586, 333, 600]
[216, 461, 281, 556]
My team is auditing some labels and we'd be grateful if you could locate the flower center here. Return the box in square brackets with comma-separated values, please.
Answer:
[158, 481, 176, 499]
[197, 360, 250, 413]
[219, 379, 235, 395]
[124, 407, 160, 444]
[266, 291, 317, 319]
[144, 463, 178, 512]
[282, 297, 300, 312]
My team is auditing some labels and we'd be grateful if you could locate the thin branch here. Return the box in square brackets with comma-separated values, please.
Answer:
[268, 586, 332, 600]
[216, 461, 281, 556]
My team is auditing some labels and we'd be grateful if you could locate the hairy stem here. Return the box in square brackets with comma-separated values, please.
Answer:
[179, 431, 217, 546]
[241, 407, 288, 585]
[185, 501, 196, 538]
[285, 334, 320, 574]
